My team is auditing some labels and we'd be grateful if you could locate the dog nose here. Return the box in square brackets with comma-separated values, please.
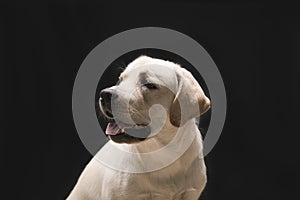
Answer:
[100, 90, 111, 104]
[99, 88, 118, 117]
[100, 88, 118, 102]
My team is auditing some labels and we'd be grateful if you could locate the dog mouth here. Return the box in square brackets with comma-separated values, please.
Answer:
[105, 118, 150, 143]
[106, 119, 136, 135]
[99, 98, 151, 143]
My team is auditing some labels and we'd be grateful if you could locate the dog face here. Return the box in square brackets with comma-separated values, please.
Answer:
[99, 56, 210, 144]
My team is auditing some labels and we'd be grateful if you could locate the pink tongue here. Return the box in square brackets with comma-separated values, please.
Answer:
[106, 123, 122, 135]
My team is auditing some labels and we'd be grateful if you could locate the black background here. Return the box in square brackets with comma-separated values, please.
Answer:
[1, 1, 300, 200]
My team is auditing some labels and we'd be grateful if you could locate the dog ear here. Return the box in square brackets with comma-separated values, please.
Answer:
[169, 68, 210, 127]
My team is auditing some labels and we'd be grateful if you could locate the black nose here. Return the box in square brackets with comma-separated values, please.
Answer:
[99, 88, 118, 117]
[100, 89, 112, 103]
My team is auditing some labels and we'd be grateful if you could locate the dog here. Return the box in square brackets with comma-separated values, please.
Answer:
[67, 56, 210, 200]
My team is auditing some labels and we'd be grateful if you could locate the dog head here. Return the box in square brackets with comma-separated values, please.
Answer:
[99, 56, 210, 144]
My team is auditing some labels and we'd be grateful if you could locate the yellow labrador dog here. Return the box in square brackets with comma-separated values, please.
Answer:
[67, 56, 210, 200]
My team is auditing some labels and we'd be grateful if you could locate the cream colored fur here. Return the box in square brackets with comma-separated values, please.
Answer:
[67, 56, 210, 200]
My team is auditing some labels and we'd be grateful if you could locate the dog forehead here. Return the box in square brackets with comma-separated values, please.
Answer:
[120, 56, 179, 87]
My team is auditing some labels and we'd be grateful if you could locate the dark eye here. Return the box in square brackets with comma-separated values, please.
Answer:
[143, 83, 157, 90]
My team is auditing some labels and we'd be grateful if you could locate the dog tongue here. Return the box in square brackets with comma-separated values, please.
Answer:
[106, 123, 122, 135]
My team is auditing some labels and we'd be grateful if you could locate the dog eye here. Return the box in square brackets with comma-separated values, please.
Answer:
[143, 83, 157, 90]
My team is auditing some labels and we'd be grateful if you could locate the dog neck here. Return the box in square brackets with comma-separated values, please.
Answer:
[94, 118, 201, 173]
